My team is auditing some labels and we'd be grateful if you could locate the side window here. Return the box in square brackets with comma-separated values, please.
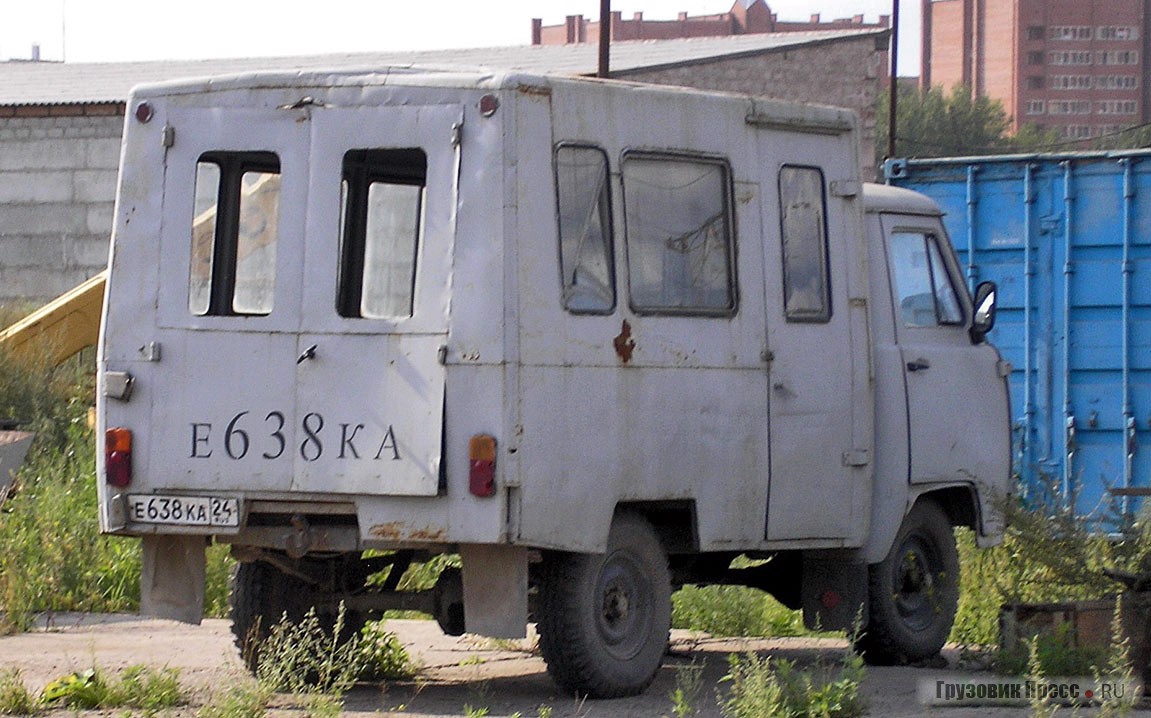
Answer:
[890, 231, 964, 327]
[622, 154, 735, 314]
[555, 144, 615, 313]
[338, 149, 425, 319]
[189, 151, 280, 316]
[778, 166, 831, 322]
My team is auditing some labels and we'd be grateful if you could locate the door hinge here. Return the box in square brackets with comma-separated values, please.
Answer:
[842, 449, 870, 467]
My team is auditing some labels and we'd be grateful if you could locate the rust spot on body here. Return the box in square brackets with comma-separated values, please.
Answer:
[369, 522, 446, 542]
[369, 522, 404, 541]
[613, 319, 636, 363]
[407, 527, 446, 542]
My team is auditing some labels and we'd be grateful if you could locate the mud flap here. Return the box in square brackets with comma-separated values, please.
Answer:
[801, 551, 868, 633]
[140, 535, 207, 624]
[460, 544, 528, 639]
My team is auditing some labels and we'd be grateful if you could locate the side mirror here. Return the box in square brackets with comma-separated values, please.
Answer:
[969, 281, 997, 344]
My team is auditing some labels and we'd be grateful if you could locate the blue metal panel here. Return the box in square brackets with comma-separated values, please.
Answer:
[888, 152, 1151, 523]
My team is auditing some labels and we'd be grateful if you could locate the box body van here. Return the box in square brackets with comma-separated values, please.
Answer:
[97, 68, 1010, 697]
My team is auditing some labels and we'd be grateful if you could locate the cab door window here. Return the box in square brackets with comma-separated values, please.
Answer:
[890, 231, 963, 326]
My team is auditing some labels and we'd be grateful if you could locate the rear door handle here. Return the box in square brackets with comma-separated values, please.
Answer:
[906, 358, 931, 372]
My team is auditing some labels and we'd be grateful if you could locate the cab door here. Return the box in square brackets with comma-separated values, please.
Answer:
[880, 214, 1011, 491]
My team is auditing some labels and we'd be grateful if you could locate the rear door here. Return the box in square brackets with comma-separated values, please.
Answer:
[149, 101, 459, 498]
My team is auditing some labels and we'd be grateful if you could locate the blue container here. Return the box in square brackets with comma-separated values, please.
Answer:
[887, 152, 1151, 521]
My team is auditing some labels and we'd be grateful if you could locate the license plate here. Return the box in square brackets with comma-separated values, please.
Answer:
[126, 494, 239, 528]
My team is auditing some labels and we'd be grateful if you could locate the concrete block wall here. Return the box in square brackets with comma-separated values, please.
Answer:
[624, 35, 886, 180]
[0, 107, 123, 308]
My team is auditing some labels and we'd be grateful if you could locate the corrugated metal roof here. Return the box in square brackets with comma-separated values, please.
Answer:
[0, 29, 886, 106]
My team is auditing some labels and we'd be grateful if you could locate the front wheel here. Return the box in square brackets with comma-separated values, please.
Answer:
[855, 499, 959, 665]
[537, 512, 672, 698]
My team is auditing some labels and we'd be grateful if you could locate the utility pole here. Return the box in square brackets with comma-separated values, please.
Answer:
[598, 0, 611, 78]
[886, 0, 900, 159]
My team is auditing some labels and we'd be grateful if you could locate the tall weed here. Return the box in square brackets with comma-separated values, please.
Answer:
[717, 649, 866, 718]
[0, 343, 233, 630]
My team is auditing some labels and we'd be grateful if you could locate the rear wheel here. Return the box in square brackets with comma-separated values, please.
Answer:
[229, 555, 366, 673]
[537, 512, 671, 698]
[230, 559, 309, 672]
[855, 500, 959, 665]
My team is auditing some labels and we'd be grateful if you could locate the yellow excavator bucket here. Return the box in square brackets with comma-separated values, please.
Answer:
[0, 270, 107, 366]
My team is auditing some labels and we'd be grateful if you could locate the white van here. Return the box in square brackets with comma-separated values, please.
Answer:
[97, 67, 1011, 697]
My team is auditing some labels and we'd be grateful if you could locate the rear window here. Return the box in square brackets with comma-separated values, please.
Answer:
[189, 151, 281, 316]
[338, 149, 426, 319]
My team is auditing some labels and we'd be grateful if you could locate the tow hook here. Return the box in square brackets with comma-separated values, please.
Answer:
[285, 514, 313, 559]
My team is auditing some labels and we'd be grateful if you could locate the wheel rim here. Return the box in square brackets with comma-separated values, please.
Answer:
[892, 534, 940, 632]
[594, 551, 654, 660]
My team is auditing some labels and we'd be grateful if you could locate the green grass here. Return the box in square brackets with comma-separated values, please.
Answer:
[39, 664, 183, 712]
[717, 649, 867, 718]
[0, 669, 39, 716]
[0, 342, 233, 630]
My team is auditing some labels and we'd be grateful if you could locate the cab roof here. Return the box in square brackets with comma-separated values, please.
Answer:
[862, 183, 943, 217]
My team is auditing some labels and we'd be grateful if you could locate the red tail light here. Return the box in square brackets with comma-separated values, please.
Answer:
[469, 434, 496, 497]
[105, 427, 132, 488]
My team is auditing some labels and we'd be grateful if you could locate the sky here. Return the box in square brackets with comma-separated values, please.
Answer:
[0, 0, 921, 74]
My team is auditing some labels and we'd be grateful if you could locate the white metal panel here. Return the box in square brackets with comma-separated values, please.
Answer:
[758, 126, 873, 543]
[880, 214, 1012, 494]
[137, 99, 457, 497]
[516, 81, 772, 553]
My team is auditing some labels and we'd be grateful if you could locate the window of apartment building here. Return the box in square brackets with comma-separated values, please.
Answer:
[1098, 26, 1139, 41]
[1048, 26, 1092, 41]
[1050, 75, 1093, 90]
[1060, 125, 1094, 140]
[1027, 25, 1045, 41]
[1027, 51, 1044, 65]
[1048, 100, 1092, 115]
[1098, 124, 1124, 137]
[1049, 51, 1093, 65]
[1096, 75, 1139, 89]
[1098, 50, 1139, 65]
[1097, 100, 1138, 115]
[1027, 76, 1045, 89]
[1026, 100, 1046, 115]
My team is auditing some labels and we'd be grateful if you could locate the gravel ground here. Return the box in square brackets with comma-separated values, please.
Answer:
[0, 613, 1146, 717]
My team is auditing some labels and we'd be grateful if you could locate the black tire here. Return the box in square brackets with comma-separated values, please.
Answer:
[537, 512, 672, 699]
[230, 557, 367, 674]
[855, 500, 959, 665]
[230, 560, 311, 673]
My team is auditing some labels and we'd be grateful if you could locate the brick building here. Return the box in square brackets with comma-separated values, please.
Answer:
[0, 29, 888, 305]
[533, 0, 888, 45]
[922, 0, 1148, 140]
